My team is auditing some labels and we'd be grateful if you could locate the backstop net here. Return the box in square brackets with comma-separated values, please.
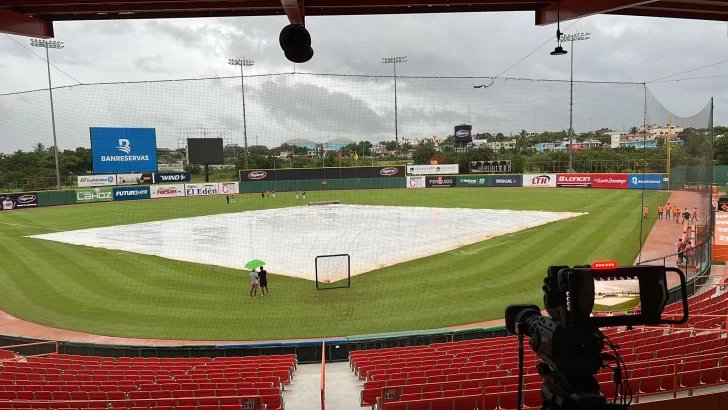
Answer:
[0, 70, 714, 338]
[636, 87, 714, 303]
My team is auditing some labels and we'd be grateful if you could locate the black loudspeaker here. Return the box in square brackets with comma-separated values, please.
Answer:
[279, 24, 314, 63]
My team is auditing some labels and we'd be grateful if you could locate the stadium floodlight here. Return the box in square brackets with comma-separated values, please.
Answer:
[561, 32, 591, 173]
[382, 56, 408, 157]
[31, 38, 65, 190]
[228, 58, 255, 170]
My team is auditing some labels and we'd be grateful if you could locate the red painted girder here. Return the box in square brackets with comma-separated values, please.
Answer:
[535, 0, 659, 25]
[280, 0, 303, 25]
[0, 8, 53, 37]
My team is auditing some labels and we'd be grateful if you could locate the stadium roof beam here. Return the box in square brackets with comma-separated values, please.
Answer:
[0, 8, 53, 37]
[535, 0, 658, 25]
[281, 0, 305, 25]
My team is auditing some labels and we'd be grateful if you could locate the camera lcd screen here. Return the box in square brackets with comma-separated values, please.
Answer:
[593, 275, 640, 314]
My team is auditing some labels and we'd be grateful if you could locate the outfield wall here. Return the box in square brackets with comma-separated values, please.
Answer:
[0, 172, 670, 212]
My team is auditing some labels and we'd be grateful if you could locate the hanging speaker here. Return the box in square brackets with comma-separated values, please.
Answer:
[279, 24, 314, 64]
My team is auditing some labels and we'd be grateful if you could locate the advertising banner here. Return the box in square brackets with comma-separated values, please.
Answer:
[155, 172, 192, 183]
[591, 173, 629, 189]
[523, 174, 557, 188]
[78, 175, 117, 188]
[219, 182, 240, 195]
[491, 175, 522, 187]
[556, 173, 592, 188]
[407, 164, 459, 175]
[113, 186, 151, 201]
[0, 192, 38, 210]
[116, 173, 155, 186]
[90, 127, 158, 174]
[628, 174, 663, 190]
[240, 166, 405, 182]
[185, 183, 219, 196]
[425, 176, 457, 188]
[457, 176, 490, 187]
[150, 184, 186, 199]
[715, 214, 728, 244]
[406, 176, 426, 188]
[76, 187, 113, 203]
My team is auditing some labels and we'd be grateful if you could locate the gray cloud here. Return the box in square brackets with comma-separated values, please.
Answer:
[0, 12, 725, 154]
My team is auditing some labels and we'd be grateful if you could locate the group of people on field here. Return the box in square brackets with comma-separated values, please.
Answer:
[642, 202, 698, 224]
[259, 190, 307, 200]
[249, 266, 270, 299]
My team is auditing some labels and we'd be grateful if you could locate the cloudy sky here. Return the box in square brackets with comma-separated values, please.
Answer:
[0, 11, 725, 152]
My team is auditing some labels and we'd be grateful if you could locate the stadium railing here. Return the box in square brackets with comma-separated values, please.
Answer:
[321, 341, 326, 410]
[0, 341, 58, 362]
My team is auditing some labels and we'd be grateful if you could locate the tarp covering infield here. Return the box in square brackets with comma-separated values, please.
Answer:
[28, 205, 585, 281]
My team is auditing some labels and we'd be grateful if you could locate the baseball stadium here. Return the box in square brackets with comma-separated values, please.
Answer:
[1, 2, 728, 410]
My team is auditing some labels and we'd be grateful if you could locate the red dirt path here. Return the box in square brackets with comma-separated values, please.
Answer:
[0, 190, 706, 346]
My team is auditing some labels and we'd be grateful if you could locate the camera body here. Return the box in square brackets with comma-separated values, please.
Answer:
[505, 264, 688, 410]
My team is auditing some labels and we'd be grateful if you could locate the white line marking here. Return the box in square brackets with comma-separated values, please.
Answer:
[0, 222, 61, 232]
[576, 191, 662, 211]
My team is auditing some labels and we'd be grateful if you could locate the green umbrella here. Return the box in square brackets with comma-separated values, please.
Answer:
[245, 259, 266, 270]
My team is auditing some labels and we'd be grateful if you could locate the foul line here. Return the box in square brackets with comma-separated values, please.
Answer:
[576, 191, 661, 211]
[0, 221, 62, 232]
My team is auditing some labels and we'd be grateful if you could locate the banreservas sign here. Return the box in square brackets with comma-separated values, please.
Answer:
[628, 174, 663, 190]
[556, 174, 592, 187]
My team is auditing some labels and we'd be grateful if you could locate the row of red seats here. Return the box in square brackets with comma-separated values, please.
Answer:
[0, 396, 271, 410]
[0, 371, 293, 385]
[0, 381, 277, 392]
[0, 386, 280, 401]
[0, 404, 257, 410]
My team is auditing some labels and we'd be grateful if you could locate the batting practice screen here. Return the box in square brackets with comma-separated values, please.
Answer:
[315, 254, 351, 290]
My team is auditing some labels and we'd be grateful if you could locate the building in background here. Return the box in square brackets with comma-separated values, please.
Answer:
[283, 138, 318, 150]
[324, 138, 357, 151]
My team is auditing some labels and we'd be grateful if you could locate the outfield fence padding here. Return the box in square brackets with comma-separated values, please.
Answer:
[36, 190, 77, 207]
[240, 177, 405, 193]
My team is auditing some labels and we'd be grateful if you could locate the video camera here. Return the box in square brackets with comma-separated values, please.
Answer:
[505, 262, 688, 410]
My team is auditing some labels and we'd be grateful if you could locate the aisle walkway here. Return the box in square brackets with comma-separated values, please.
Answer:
[283, 362, 363, 410]
[635, 190, 704, 266]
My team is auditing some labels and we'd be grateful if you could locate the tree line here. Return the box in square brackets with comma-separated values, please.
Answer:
[1, 126, 724, 190]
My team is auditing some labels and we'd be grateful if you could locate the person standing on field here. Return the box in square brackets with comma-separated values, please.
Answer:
[665, 203, 672, 220]
[231, 194, 236, 204]
[258, 266, 269, 296]
[682, 208, 691, 224]
[302, 190, 306, 200]
[658, 204, 664, 220]
[226, 194, 230, 205]
[296, 190, 299, 200]
[261, 192, 265, 199]
[692, 207, 698, 222]
[643, 206, 648, 219]
[674, 206, 681, 223]
[249, 269, 259, 299]
[272, 190, 276, 199]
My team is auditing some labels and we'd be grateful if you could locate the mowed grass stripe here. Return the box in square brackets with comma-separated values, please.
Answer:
[0, 188, 667, 340]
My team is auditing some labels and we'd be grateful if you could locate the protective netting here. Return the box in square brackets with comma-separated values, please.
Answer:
[637, 88, 714, 302]
[0, 72, 714, 339]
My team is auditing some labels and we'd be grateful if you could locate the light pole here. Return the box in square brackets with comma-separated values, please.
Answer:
[228, 58, 254, 170]
[382, 56, 407, 157]
[31, 38, 64, 189]
[561, 32, 590, 173]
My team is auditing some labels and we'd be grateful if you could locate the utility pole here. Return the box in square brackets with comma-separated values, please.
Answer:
[382, 56, 407, 158]
[228, 58, 254, 169]
[31, 38, 64, 189]
[561, 32, 590, 172]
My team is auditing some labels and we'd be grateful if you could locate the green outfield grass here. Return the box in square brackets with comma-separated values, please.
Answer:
[0, 188, 668, 341]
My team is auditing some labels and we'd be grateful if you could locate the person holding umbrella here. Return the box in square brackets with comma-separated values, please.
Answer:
[258, 266, 269, 296]
[245, 259, 266, 298]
